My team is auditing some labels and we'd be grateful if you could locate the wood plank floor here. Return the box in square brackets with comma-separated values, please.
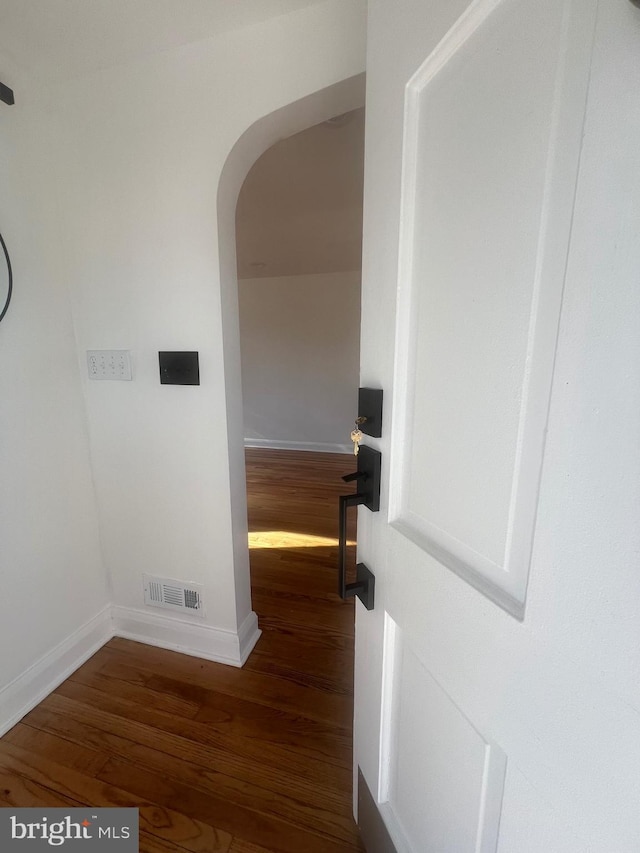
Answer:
[0, 448, 362, 852]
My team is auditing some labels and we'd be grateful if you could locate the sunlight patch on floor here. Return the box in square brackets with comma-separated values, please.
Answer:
[248, 530, 356, 549]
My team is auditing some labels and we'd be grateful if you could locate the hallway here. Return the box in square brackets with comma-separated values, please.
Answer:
[0, 449, 362, 852]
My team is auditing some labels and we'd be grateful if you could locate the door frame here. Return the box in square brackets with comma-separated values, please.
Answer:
[216, 73, 367, 632]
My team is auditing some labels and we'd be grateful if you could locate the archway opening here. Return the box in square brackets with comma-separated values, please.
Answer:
[216, 74, 366, 641]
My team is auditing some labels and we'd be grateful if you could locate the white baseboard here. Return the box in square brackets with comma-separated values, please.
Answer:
[245, 438, 352, 454]
[0, 605, 113, 737]
[0, 606, 262, 737]
[237, 610, 262, 665]
[112, 606, 261, 668]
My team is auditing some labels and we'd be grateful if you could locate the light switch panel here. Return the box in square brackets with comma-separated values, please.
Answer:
[158, 351, 199, 385]
[87, 350, 132, 381]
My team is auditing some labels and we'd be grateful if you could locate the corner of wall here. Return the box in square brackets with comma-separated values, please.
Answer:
[111, 605, 261, 668]
[0, 605, 114, 738]
[0, 603, 262, 737]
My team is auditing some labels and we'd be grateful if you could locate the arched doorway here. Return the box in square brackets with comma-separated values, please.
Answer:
[216, 74, 366, 643]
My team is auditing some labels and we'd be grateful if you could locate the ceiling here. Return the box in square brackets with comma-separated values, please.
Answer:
[0, 0, 328, 82]
[236, 108, 365, 280]
[0, 1, 365, 280]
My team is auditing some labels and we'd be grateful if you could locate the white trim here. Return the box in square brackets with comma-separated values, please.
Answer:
[476, 742, 508, 853]
[405, 0, 507, 92]
[375, 621, 506, 852]
[112, 605, 261, 668]
[237, 610, 262, 665]
[0, 605, 113, 737]
[378, 801, 414, 853]
[378, 612, 399, 803]
[379, 644, 507, 853]
[245, 438, 352, 454]
[0, 605, 262, 736]
[388, 0, 598, 619]
[376, 739, 506, 853]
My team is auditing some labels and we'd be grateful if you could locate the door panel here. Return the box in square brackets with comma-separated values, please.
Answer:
[389, 0, 596, 616]
[380, 615, 506, 853]
[354, 0, 624, 851]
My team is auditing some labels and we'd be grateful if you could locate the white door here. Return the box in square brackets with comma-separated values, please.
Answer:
[355, 1, 640, 850]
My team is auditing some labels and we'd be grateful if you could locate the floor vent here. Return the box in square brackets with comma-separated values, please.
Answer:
[143, 574, 204, 617]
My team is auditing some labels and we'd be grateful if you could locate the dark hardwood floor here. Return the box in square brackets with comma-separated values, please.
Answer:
[0, 448, 362, 852]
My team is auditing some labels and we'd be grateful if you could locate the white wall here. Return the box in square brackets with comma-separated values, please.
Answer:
[47, 1, 366, 645]
[239, 271, 361, 451]
[0, 2, 366, 731]
[356, 0, 640, 850]
[0, 63, 110, 715]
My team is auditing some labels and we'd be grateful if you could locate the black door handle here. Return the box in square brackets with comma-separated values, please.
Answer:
[337, 445, 381, 612]
[338, 493, 365, 597]
[342, 470, 367, 483]
[338, 493, 375, 610]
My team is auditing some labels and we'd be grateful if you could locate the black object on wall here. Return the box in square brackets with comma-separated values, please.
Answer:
[0, 82, 14, 105]
[158, 351, 200, 385]
[0, 232, 12, 325]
